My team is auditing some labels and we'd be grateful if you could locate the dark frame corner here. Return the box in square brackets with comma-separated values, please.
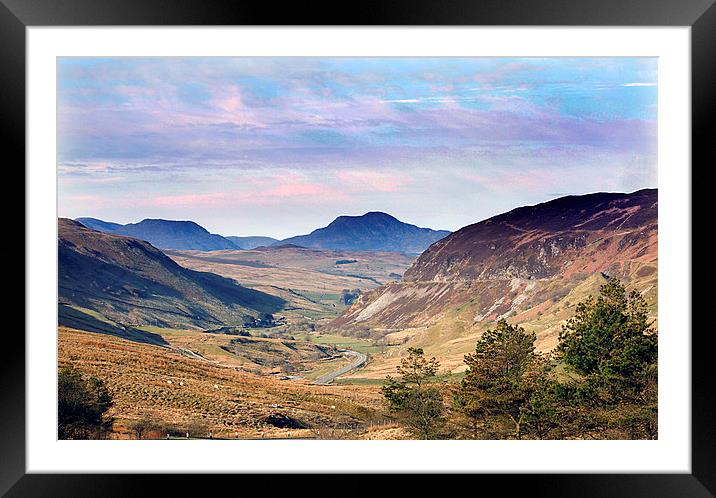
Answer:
[6, 0, 714, 495]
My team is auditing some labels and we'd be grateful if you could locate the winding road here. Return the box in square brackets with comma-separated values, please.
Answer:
[173, 341, 367, 385]
[312, 350, 367, 385]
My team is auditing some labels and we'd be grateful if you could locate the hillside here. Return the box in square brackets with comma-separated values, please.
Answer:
[75, 217, 123, 232]
[75, 217, 239, 251]
[226, 236, 279, 249]
[277, 212, 450, 254]
[328, 190, 657, 362]
[404, 189, 657, 282]
[58, 218, 284, 330]
[59, 327, 385, 439]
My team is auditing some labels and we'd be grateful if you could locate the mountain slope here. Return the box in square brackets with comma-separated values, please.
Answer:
[74, 217, 239, 251]
[328, 189, 657, 349]
[75, 217, 123, 233]
[277, 212, 450, 253]
[226, 236, 279, 250]
[59, 218, 284, 330]
[405, 189, 656, 282]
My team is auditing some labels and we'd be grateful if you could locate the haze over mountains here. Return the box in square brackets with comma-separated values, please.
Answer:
[59, 218, 284, 330]
[226, 236, 279, 249]
[330, 189, 658, 349]
[76, 212, 450, 254]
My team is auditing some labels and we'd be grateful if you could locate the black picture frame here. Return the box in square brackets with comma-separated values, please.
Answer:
[5, 0, 713, 494]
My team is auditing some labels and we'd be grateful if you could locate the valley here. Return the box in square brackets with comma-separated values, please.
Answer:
[166, 246, 415, 325]
[58, 189, 659, 439]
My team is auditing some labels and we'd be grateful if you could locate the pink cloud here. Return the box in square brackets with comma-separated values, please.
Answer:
[212, 91, 244, 114]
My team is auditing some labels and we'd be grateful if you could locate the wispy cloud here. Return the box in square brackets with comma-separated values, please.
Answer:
[57, 57, 658, 237]
[621, 82, 657, 87]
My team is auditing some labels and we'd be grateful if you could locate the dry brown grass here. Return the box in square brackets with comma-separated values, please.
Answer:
[361, 423, 410, 440]
[137, 326, 351, 377]
[59, 327, 386, 439]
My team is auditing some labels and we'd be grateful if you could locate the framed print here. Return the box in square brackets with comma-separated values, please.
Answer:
[5, 0, 714, 494]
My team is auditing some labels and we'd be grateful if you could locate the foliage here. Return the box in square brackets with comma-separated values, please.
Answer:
[453, 278, 658, 440]
[382, 348, 447, 439]
[558, 277, 657, 399]
[58, 366, 113, 439]
[455, 320, 540, 438]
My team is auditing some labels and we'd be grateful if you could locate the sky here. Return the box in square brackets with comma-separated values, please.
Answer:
[57, 57, 657, 239]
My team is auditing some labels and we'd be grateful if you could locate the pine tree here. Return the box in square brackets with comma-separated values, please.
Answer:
[382, 348, 446, 439]
[558, 278, 657, 398]
[456, 319, 538, 439]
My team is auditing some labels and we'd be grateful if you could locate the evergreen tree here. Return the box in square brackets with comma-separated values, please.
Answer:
[558, 278, 657, 398]
[454, 278, 658, 440]
[382, 348, 446, 439]
[456, 319, 539, 439]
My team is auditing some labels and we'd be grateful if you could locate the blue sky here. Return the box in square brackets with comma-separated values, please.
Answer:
[58, 57, 657, 239]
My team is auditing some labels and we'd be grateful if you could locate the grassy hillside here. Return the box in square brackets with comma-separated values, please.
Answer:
[59, 327, 387, 439]
[341, 272, 657, 381]
[59, 218, 285, 330]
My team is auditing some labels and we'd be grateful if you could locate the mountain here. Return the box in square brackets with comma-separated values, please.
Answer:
[58, 218, 285, 331]
[75, 217, 123, 233]
[74, 217, 239, 251]
[404, 189, 657, 282]
[226, 236, 279, 250]
[276, 212, 450, 254]
[328, 189, 657, 350]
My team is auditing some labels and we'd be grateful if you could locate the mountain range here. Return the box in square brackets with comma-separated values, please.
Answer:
[59, 218, 284, 330]
[76, 212, 449, 254]
[329, 189, 658, 348]
[64, 190, 657, 359]
[276, 212, 450, 253]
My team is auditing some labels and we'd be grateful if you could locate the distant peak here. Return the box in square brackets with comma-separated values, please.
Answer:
[362, 211, 397, 219]
[332, 211, 399, 223]
[138, 218, 198, 225]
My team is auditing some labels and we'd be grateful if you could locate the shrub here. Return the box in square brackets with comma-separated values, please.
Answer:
[58, 366, 113, 439]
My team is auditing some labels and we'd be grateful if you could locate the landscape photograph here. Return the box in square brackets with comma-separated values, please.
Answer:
[57, 56, 658, 441]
